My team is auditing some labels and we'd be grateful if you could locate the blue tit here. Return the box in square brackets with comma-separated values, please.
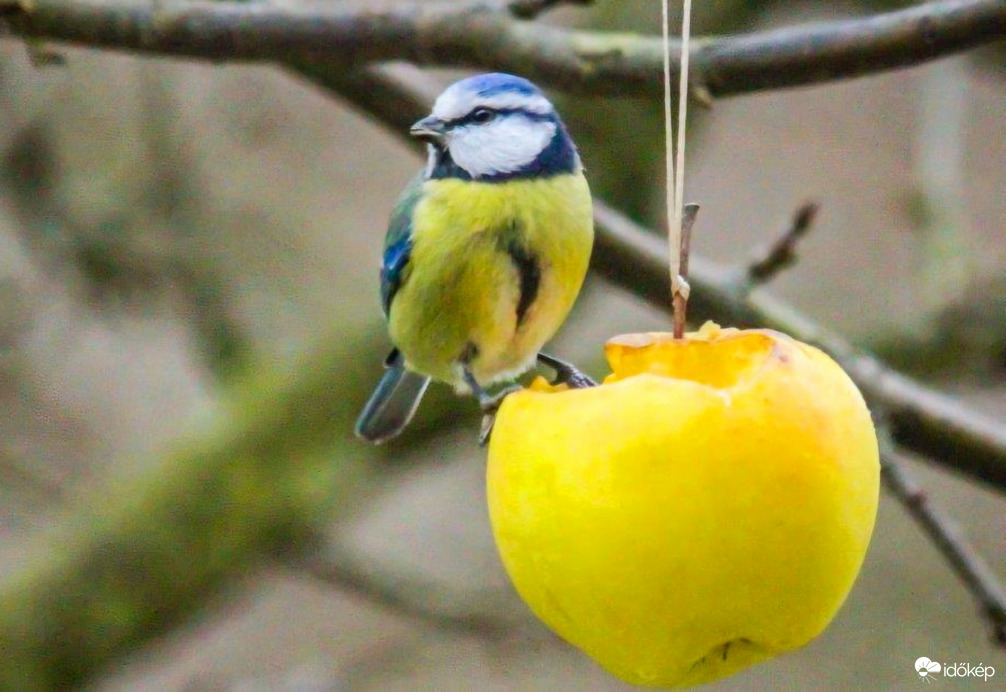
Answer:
[355, 73, 594, 444]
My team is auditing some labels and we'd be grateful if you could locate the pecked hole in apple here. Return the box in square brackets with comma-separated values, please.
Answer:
[603, 324, 779, 391]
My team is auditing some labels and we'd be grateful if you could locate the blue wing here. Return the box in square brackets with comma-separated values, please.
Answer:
[380, 171, 426, 315]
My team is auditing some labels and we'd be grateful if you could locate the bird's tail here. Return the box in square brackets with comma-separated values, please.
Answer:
[355, 356, 431, 444]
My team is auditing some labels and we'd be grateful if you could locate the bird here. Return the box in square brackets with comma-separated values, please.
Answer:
[355, 72, 595, 444]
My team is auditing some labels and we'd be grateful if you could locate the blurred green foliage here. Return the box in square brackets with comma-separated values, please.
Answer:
[0, 326, 384, 689]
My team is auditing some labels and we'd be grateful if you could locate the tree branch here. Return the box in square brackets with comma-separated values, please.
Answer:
[878, 429, 1006, 647]
[2, 0, 1005, 98]
[593, 202, 1006, 492]
[319, 64, 1006, 493]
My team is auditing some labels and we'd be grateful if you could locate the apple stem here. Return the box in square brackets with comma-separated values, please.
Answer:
[673, 204, 700, 339]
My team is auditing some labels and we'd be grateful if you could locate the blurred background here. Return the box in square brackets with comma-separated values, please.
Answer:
[0, 0, 1004, 689]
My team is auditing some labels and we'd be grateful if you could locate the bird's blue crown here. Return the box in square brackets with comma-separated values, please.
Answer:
[422, 73, 581, 183]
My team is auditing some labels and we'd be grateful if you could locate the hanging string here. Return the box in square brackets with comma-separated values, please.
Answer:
[662, 0, 678, 297]
[664, 0, 693, 318]
[674, 0, 692, 284]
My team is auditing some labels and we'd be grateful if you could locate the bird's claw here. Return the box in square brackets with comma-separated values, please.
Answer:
[536, 352, 597, 389]
[552, 367, 596, 389]
[469, 355, 593, 446]
[477, 383, 523, 446]
[478, 415, 495, 447]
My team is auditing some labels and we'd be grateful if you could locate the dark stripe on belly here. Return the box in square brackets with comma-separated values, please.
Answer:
[502, 238, 541, 328]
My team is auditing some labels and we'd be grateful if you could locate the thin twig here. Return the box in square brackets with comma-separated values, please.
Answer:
[877, 426, 1006, 648]
[3, 0, 1005, 98]
[678, 204, 699, 283]
[672, 204, 699, 339]
[747, 201, 819, 285]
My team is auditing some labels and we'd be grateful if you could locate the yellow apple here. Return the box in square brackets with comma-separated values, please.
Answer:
[487, 322, 879, 687]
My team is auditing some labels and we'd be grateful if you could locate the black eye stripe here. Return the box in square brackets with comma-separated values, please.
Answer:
[445, 108, 553, 128]
[451, 108, 496, 127]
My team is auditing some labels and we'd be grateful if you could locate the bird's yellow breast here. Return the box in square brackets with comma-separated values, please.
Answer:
[388, 173, 593, 388]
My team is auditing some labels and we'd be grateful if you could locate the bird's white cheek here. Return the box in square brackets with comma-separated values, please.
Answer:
[450, 120, 555, 177]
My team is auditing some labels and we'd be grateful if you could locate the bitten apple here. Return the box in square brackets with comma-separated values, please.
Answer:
[487, 322, 879, 687]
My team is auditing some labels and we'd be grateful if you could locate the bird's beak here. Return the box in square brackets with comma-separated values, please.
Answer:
[410, 116, 446, 144]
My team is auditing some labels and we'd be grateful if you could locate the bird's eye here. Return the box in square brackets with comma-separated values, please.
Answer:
[471, 108, 495, 124]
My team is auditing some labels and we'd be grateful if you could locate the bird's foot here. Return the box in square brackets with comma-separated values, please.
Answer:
[537, 352, 597, 389]
[464, 369, 523, 446]
[477, 384, 523, 447]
